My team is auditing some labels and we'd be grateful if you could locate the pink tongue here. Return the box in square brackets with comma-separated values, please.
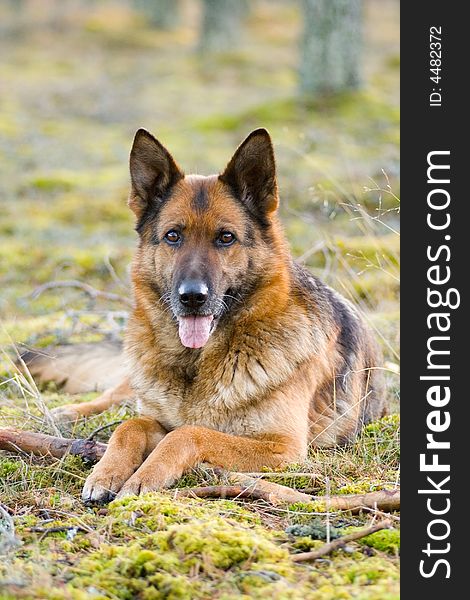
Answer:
[178, 316, 214, 349]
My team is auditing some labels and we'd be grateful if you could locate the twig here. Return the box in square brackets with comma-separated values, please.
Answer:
[291, 519, 393, 562]
[178, 471, 399, 512]
[103, 255, 128, 290]
[29, 280, 133, 308]
[0, 428, 106, 464]
[174, 485, 275, 503]
[323, 489, 400, 513]
[354, 506, 400, 522]
[243, 472, 322, 480]
[86, 420, 124, 441]
[221, 471, 313, 505]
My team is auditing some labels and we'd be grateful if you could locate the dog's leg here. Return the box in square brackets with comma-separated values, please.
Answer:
[51, 376, 133, 424]
[82, 416, 167, 503]
[115, 425, 304, 498]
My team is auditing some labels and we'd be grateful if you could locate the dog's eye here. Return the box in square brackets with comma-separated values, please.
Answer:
[218, 231, 236, 246]
[164, 230, 181, 244]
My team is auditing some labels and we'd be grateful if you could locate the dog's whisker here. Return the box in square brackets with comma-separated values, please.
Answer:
[223, 294, 241, 302]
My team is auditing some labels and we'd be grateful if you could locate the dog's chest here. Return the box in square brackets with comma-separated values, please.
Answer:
[135, 360, 266, 436]
[132, 319, 314, 435]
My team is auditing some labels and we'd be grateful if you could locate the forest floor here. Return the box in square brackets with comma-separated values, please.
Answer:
[0, 1, 400, 598]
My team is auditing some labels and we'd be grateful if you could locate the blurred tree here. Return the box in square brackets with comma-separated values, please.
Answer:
[299, 0, 363, 95]
[198, 0, 249, 53]
[134, 0, 180, 29]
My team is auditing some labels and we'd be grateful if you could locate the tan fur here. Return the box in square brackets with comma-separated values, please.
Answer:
[52, 376, 133, 422]
[23, 343, 125, 394]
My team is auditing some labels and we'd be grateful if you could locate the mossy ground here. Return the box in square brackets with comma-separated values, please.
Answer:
[0, 398, 400, 600]
[1, 1, 399, 598]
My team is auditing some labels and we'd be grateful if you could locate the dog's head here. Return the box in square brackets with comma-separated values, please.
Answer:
[128, 128, 281, 349]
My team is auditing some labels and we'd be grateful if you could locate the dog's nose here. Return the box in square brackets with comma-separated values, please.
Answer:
[178, 280, 208, 309]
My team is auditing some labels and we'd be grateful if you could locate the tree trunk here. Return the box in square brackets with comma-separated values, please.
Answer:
[134, 0, 180, 30]
[299, 0, 363, 95]
[198, 0, 249, 54]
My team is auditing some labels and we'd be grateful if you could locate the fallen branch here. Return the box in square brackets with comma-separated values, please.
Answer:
[291, 519, 393, 562]
[86, 420, 124, 441]
[174, 485, 275, 503]
[0, 429, 400, 512]
[323, 489, 400, 513]
[179, 473, 400, 512]
[29, 280, 133, 308]
[0, 428, 106, 464]
[242, 472, 322, 480]
[222, 471, 313, 505]
[216, 469, 400, 512]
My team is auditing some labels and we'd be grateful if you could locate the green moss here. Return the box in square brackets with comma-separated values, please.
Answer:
[345, 557, 398, 585]
[363, 414, 400, 438]
[108, 493, 260, 536]
[1, 483, 399, 599]
[62, 498, 301, 599]
[1, 493, 397, 598]
[288, 500, 328, 514]
[0, 459, 21, 478]
[356, 528, 400, 555]
[333, 481, 385, 495]
[291, 537, 323, 552]
[28, 173, 77, 193]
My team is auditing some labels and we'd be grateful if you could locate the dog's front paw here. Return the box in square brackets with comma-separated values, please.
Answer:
[51, 404, 82, 425]
[115, 467, 175, 499]
[82, 466, 131, 504]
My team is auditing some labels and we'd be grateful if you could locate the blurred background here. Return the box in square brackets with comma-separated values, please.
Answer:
[0, 0, 399, 407]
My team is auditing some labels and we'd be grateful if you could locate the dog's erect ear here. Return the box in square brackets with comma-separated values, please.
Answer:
[128, 129, 183, 217]
[219, 128, 278, 219]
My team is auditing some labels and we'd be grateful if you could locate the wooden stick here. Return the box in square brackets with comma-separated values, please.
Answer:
[0, 428, 106, 463]
[29, 280, 133, 307]
[224, 471, 313, 505]
[173, 485, 275, 503]
[242, 472, 322, 480]
[291, 519, 393, 562]
[0, 428, 400, 512]
[324, 489, 400, 513]
[221, 471, 400, 512]
[85, 420, 124, 441]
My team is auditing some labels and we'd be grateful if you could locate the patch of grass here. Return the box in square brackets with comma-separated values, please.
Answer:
[1, 491, 399, 599]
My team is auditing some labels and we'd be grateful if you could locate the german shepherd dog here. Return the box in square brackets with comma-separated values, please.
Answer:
[24, 128, 386, 503]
